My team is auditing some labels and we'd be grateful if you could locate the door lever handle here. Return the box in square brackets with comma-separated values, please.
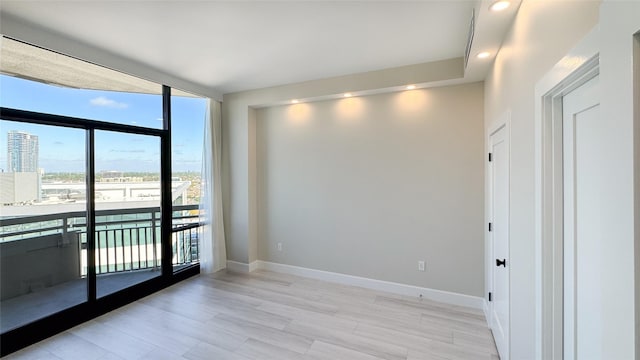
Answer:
[496, 259, 506, 267]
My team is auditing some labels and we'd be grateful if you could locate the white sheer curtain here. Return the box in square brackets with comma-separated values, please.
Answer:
[199, 99, 227, 273]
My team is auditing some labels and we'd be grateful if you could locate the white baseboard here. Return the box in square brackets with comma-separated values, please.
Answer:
[226, 260, 261, 273]
[483, 298, 490, 322]
[254, 260, 485, 310]
[226, 260, 250, 273]
[248, 260, 260, 272]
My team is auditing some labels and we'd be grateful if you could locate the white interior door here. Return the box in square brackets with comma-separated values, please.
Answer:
[489, 123, 509, 360]
[562, 74, 601, 360]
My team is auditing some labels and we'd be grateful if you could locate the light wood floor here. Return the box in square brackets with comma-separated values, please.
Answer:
[5, 270, 499, 360]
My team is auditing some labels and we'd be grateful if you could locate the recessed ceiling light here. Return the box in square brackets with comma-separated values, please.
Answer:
[344, 93, 352, 98]
[490, 0, 510, 11]
[477, 52, 491, 59]
[291, 99, 299, 104]
[406, 85, 416, 90]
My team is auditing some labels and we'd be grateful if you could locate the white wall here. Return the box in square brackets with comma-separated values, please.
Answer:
[597, 1, 639, 357]
[486, 0, 640, 358]
[484, 0, 600, 358]
[256, 83, 484, 296]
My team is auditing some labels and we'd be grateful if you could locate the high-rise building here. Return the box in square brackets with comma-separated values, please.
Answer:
[7, 130, 38, 172]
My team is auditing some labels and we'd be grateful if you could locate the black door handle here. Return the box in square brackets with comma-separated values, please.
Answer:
[496, 259, 506, 267]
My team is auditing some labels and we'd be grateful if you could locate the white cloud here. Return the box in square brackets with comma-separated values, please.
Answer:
[90, 96, 128, 109]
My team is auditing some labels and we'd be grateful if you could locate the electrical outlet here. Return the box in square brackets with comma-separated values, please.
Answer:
[418, 260, 425, 271]
[277, 242, 282, 251]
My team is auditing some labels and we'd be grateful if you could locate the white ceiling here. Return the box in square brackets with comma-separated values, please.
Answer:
[0, 1, 512, 95]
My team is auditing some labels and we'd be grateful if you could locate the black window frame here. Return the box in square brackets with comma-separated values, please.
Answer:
[0, 85, 200, 356]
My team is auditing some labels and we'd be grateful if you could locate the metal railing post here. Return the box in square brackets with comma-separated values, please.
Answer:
[152, 210, 158, 270]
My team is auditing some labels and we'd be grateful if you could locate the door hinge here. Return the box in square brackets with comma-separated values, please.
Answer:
[488, 292, 493, 302]
[488, 152, 492, 162]
[488, 222, 492, 232]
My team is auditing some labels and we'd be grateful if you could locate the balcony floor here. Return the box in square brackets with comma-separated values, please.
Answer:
[1, 269, 160, 334]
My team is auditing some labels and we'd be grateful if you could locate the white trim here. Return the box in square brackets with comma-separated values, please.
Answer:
[226, 260, 260, 273]
[255, 261, 485, 310]
[534, 26, 600, 360]
[226, 260, 250, 273]
[488, 109, 511, 137]
[248, 260, 260, 272]
[483, 298, 491, 324]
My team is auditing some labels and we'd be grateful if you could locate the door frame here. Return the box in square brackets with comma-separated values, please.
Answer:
[534, 27, 599, 360]
[486, 110, 511, 359]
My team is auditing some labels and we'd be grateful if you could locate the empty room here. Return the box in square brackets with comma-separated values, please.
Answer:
[0, 0, 638, 359]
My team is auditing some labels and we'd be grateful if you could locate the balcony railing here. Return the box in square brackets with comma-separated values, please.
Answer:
[0, 204, 201, 282]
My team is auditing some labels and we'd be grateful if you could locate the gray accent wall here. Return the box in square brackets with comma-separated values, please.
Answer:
[256, 82, 484, 297]
[222, 58, 465, 267]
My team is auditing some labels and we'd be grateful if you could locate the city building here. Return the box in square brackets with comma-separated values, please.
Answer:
[3, 130, 40, 203]
[0, 172, 38, 205]
[7, 130, 38, 172]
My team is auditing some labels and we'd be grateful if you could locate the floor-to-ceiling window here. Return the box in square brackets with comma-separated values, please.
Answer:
[0, 36, 204, 355]
[170, 92, 206, 272]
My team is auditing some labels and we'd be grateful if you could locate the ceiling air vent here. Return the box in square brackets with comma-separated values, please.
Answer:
[464, 8, 475, 69]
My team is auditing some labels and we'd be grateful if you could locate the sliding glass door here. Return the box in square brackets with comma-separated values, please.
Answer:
[94, 131, 162, 297]
[0, 120, 88, 333]
[0, 109, 170, 322]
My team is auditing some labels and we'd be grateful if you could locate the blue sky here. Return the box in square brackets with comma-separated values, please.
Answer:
[0, 75, 206, 173]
